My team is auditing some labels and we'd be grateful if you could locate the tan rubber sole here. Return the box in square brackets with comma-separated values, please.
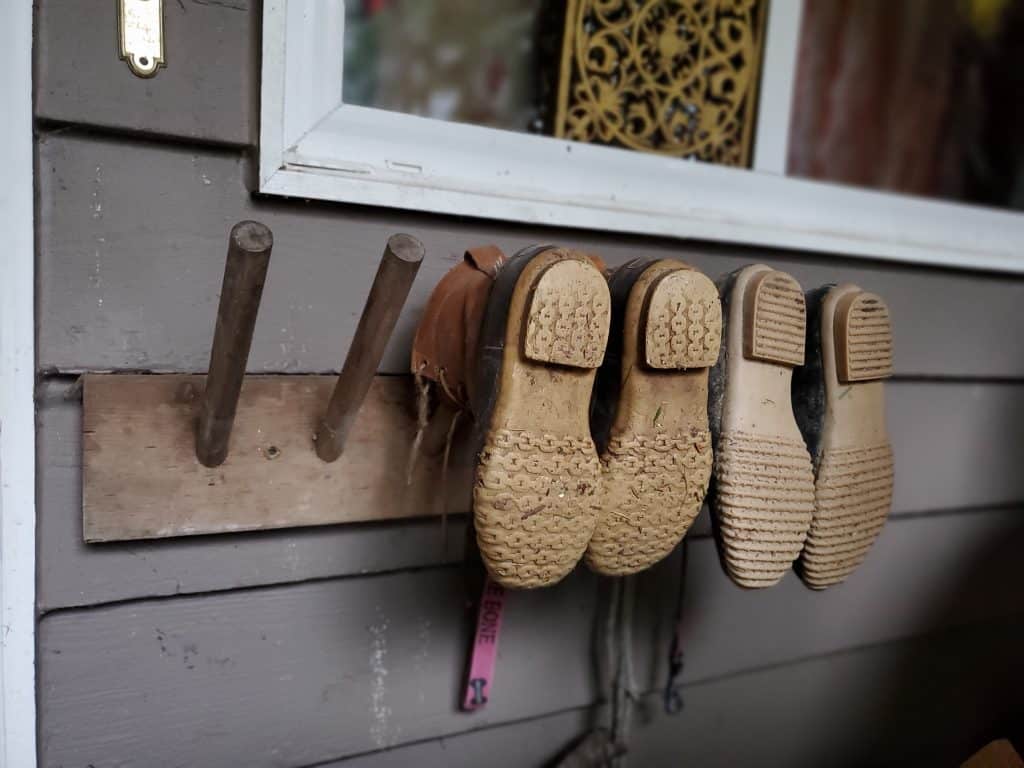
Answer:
[474, 249, 611, 589]
[587, 261, 721, 576]
[799, 285, 894, 589]
[714, 265, 815, 588]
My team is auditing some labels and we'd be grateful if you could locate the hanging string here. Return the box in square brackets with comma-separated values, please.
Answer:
[437, 366, 461, 410]
[406, 365, 432, 486]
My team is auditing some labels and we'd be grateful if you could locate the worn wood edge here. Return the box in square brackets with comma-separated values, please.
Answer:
[82, 373, 472, 542]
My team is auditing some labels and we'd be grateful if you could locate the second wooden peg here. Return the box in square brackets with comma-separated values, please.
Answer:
[315, 233, 425, 462]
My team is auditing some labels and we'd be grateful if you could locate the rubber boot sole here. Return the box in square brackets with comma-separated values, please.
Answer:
[798, 285, 894, 589]
[712, 265, 816, 588]
[473, 247, 611, 589]
[586, 259, 720, 576]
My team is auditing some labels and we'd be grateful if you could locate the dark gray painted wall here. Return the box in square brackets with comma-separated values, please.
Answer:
[32, 2, 1024, 766]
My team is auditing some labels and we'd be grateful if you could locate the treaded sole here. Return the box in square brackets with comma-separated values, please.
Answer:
[799, 444, 894, 589]
[476, 430, 603, 587]
[714, 267, 814, 588]
[475, 251, 610, 588]
[714, 431, 816, 586]
[799, 289, 894, 589]
[587, 261, 718, 576]
[588, 423, 713, 576]
[744, 270, 806, 366]
[524, 260, 609, 368]
[644, 269, 722, 369]
[835, 291, 894, 383]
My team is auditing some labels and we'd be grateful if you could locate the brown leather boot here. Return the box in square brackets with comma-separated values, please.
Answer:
[411, 245, 506, 410]
[412, 244, 611, 589]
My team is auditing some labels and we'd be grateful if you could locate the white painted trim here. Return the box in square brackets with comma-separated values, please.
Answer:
[260, 0, 345, 189]
[260, 0, 1024, 274]
[0, 1, 38, 766]
[752, 0, 803, 174]
[282, 0, 345, 150]
[259, 0, 289, 189]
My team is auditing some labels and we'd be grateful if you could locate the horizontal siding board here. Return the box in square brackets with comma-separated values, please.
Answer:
[37, 133, 1024, 378]
[629, 615, 1024, 768]
[40, 568, 601, 768]
[633, 505, 1024, 691]
[38, 376, 1024, 610]
[35, 0, 256, 145]
[317, 710, 592, 768]
[38, 508, 1024, 766]
[330, 616, 1024, 768]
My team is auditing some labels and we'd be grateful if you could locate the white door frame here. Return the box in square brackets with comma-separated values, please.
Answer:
[0, 1, 38, 766]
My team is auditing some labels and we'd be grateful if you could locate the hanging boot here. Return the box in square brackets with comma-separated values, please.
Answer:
[708, 264, 816, 588]
[412, 244, 612, 589]
[586, 258, 721, 576]
[792, 284, 895, 589]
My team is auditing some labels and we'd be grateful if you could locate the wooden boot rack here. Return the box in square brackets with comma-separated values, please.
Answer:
[82, 222, 471, 543]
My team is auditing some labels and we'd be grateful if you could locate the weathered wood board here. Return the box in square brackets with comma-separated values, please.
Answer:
[55, 374, 1024, 604]
[82, 374, 472, 542]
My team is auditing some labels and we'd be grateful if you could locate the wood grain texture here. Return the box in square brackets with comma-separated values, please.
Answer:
[83, 374, 472, 541]
[38, 380, 466, 612]
[37, 509, 1024, 766]
[195, 220, 274, 467]
[35, 0, 257, 145]
[321, 615, 1024, 768]
[41, 375, 1024, 607]
[36, 133, 1024, 378]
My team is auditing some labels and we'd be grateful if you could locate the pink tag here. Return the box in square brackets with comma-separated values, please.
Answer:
[461, 576, 506, 711]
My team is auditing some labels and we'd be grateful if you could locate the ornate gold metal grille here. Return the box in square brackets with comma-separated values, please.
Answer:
[553, 0, 766, 167]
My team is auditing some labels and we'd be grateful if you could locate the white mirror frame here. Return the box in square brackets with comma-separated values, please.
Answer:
[0, 1, 37, 765]
[260, 0, 1024, 273]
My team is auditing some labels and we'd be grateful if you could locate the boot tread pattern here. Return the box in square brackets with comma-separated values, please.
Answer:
[715, 431, 815, 587]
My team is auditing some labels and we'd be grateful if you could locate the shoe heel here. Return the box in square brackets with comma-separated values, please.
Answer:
[834, 291, 894, 382]
[523, 260, 609, 369]
[643, 269, 722, 369]
[743, 269, 806, 366]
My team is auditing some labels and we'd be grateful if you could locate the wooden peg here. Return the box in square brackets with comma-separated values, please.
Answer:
[315, 234, 424, 462]
[195, 221, 273, 468]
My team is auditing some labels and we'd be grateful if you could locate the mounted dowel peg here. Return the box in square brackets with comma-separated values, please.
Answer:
[315, 234, 425, 462]
[196, 221, 273, 468]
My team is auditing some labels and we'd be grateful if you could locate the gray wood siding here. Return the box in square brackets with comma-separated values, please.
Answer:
[320, 615, 1024, 768]
[37, 133, 1024, 379]
[38, 513, 1024, 767]
[32, 3, 1024, 767]
[35, 0, 257, 145]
